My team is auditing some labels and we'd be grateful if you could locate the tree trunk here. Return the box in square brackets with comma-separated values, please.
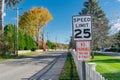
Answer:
[0, 0, 4, 30]
[91, 51, 94, 59]
[91, 40, 94, 59]
[0, 0, 4, 55]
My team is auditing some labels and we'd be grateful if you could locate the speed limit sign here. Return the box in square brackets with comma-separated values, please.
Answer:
[72, 15, 92, 41]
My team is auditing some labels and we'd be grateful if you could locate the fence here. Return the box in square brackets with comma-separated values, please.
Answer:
[70, 50, 105, 80]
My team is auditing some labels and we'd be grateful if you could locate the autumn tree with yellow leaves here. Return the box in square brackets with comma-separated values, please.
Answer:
[19, 7, 52, 47]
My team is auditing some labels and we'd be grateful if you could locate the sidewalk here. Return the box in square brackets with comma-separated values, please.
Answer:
[29, 52, 67, 80]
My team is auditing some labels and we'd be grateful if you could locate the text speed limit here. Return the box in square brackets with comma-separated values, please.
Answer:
[72, 15, 92, 41]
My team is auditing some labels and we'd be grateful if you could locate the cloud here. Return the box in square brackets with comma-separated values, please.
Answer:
[110, 18, 120, 34]
[117, 0, 120, 2]
[112, 23, 120, 30]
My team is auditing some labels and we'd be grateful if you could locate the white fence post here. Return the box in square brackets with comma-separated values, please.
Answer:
[70, 50, 105, 80]
[88, 63, 96, 71]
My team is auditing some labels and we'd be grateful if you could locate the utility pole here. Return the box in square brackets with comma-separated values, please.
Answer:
[42, 27, 45, 51]
[55, 36, 57, 50]
[14, 8, 22, 56]
[46, 32, 49, 41]
[46, 32, 48, 51]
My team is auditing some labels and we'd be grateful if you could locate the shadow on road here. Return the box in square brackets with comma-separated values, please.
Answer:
[0, 52, 64, 66]
[27, 52, 67, 80]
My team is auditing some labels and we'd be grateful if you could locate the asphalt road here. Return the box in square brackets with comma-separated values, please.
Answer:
[0, 51, 67, 80]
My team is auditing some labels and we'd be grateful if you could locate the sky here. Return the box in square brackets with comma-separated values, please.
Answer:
[4, 0, 120, 44]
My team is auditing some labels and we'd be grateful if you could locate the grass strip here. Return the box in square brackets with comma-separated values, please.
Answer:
[0, 51, 41, 62]
[89, 52, 120, 80]
[59, 52, 79, 80]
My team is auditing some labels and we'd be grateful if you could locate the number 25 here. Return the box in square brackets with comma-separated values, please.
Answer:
[75, 29, 91, 38]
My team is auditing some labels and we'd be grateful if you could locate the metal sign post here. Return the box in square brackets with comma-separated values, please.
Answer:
[82, 62, 86, 80]
[72, 15, 92, 80]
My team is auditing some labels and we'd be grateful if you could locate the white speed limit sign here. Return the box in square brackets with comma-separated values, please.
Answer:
[72, 15, 92, 41]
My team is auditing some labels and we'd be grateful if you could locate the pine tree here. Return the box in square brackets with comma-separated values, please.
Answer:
[80, 0, 110, 50]
[18, 29, 25, 50]
[4, 24, 15, 52]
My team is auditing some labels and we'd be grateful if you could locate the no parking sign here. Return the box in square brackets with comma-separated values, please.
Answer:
[76, 41, 90, 61]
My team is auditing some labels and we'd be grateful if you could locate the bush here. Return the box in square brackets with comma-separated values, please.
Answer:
[104, 49, 112, 52]
[46, 40, 56, 49]
[24, 47, 28, 50]
[104, 48, 118, 52]
[111, 48, 118, 52]
[117, 49, 120, 52]
[31, 47, 37, 51]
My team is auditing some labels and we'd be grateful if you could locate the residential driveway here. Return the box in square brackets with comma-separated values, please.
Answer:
[0, 51, 67, 80]
[96, 51, 120, 58]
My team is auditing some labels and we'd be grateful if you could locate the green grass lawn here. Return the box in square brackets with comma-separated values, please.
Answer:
[59, 52, 79, 80]
[0, 52, 41, 62]
[89, 52, 120, 80]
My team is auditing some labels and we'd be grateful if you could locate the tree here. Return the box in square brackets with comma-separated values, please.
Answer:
[0, 0, 23, 55]
[5, 0, 23, 8]
[18, 28, 37, 50]
[4, 24, 37, 52]
[0, 0, 23, 30]
[24, 32, 37, 50]
[69, 36, 75, 49]
[0, 30, 9, 56]
[4, 24, 15, 52]
[116, 31, 120, 48]
[104, 32, 120, 52]
[46, 40, 56, 49]
[111, 31, 120, 51]
[19, 7, 52, 47]
[18, 29, 25, 50]
[79, 0, 110, 58]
